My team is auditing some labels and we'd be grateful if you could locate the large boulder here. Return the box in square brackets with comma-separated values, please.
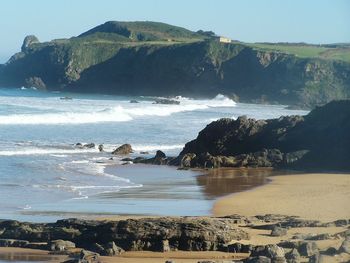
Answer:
[271, 226, 288, 237]
[285, 248, 300, 263]
[112, 144, 133, 155]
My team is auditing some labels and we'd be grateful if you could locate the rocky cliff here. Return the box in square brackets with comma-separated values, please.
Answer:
[1, 21, 350, 107]
[178, 100, 350, 171]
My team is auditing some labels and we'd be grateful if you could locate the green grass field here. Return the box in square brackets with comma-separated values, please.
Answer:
[247, 43, 350, 63]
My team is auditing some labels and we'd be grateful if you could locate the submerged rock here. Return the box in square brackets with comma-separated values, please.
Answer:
[153, 98, 180, 105]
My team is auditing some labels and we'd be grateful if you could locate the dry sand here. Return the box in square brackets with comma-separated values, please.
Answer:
[213, 173, 350, 222]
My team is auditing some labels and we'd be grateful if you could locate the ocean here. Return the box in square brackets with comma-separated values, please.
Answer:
[0, 87, 308, 222]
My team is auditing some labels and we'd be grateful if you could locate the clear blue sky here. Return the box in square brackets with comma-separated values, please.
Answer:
[0, 0, 349, 62]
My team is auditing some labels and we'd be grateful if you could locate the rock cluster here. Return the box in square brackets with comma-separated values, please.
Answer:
[177, 100, 350, 171]
[0, 217, 248, 253]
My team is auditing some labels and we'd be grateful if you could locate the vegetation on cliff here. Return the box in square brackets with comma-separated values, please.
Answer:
[0, 21, 349, 107]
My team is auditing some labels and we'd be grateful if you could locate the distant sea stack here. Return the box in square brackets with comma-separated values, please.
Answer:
[0, 21, 350, 108]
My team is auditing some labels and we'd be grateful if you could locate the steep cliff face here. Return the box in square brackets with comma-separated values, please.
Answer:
[0, 21, 349, 107]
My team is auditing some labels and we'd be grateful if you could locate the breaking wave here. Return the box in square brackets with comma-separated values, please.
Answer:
[0, 94, 236, 125]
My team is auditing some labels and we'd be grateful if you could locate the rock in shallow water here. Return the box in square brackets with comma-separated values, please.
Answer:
[112, 144, 133, 155]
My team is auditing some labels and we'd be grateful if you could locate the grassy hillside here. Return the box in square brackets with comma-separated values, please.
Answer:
[248, 43, 350, 63]
[0, 21, 349, 108]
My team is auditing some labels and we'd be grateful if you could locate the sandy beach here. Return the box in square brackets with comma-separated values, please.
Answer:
[213, 172, 350, 222]
[1, 171, 350, 263]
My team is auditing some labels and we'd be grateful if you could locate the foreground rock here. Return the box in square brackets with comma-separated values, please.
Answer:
[0, 217, 248, 253]
[177, 100, 350, 171]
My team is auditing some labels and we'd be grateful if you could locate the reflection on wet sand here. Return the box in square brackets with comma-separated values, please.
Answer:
[0, 247, 64, 262]
[197, 168, 287, 199]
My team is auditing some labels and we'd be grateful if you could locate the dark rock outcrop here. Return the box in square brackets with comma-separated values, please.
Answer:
[0, 217, 249, 253]
[134, 150, 168, 165]
[178, 100, 350, 171]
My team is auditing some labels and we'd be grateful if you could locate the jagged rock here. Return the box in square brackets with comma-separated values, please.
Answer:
[339, 237, 350, 254]
[250, 244, 285, 260]
[155, 150, 166, 158]
[112, 144, 133, 155]
[83, 143, 95, 149]
[24, 76, 46, 90]
[227, 242, 253, 253]
[21, 35, 39, 52]
[134, 150, 167, 165]
[181, 153, 197, 167]
[285, 248, 300, 263]
[0, 217, 249, 252]
[271, 226, 287, 237]
[0, 239, 29, 247]
[277, 241, 302, 249]
[298, 242, 318, 257]
[79, 250, 100, 263]
[304, 233, 331, 240]
[283, 150, 309, 165]
[98, 144, 104, 152]
[49, 239, 76, 251]
[307, 253, 326, 263]
[90, 241, 124, 256]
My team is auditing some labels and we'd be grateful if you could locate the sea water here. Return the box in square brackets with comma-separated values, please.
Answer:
[0, 87, 308, 222]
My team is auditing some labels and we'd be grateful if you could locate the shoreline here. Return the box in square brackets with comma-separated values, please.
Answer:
[212, 172, 350, 222]
[1, 171, 350, 263]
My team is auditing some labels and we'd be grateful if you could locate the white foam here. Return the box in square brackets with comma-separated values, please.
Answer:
[0, 148, 97, 156]
[176, 94, 236, 107]
[132, 144, 184, 152]
[50, 154, 68, 158]
[0, 106, 132, 125]
[0, 94, 236, 125]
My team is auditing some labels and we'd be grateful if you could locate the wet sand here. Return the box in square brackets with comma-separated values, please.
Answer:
[213, 173, 350, 221]
[2, 170, 350, 263]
